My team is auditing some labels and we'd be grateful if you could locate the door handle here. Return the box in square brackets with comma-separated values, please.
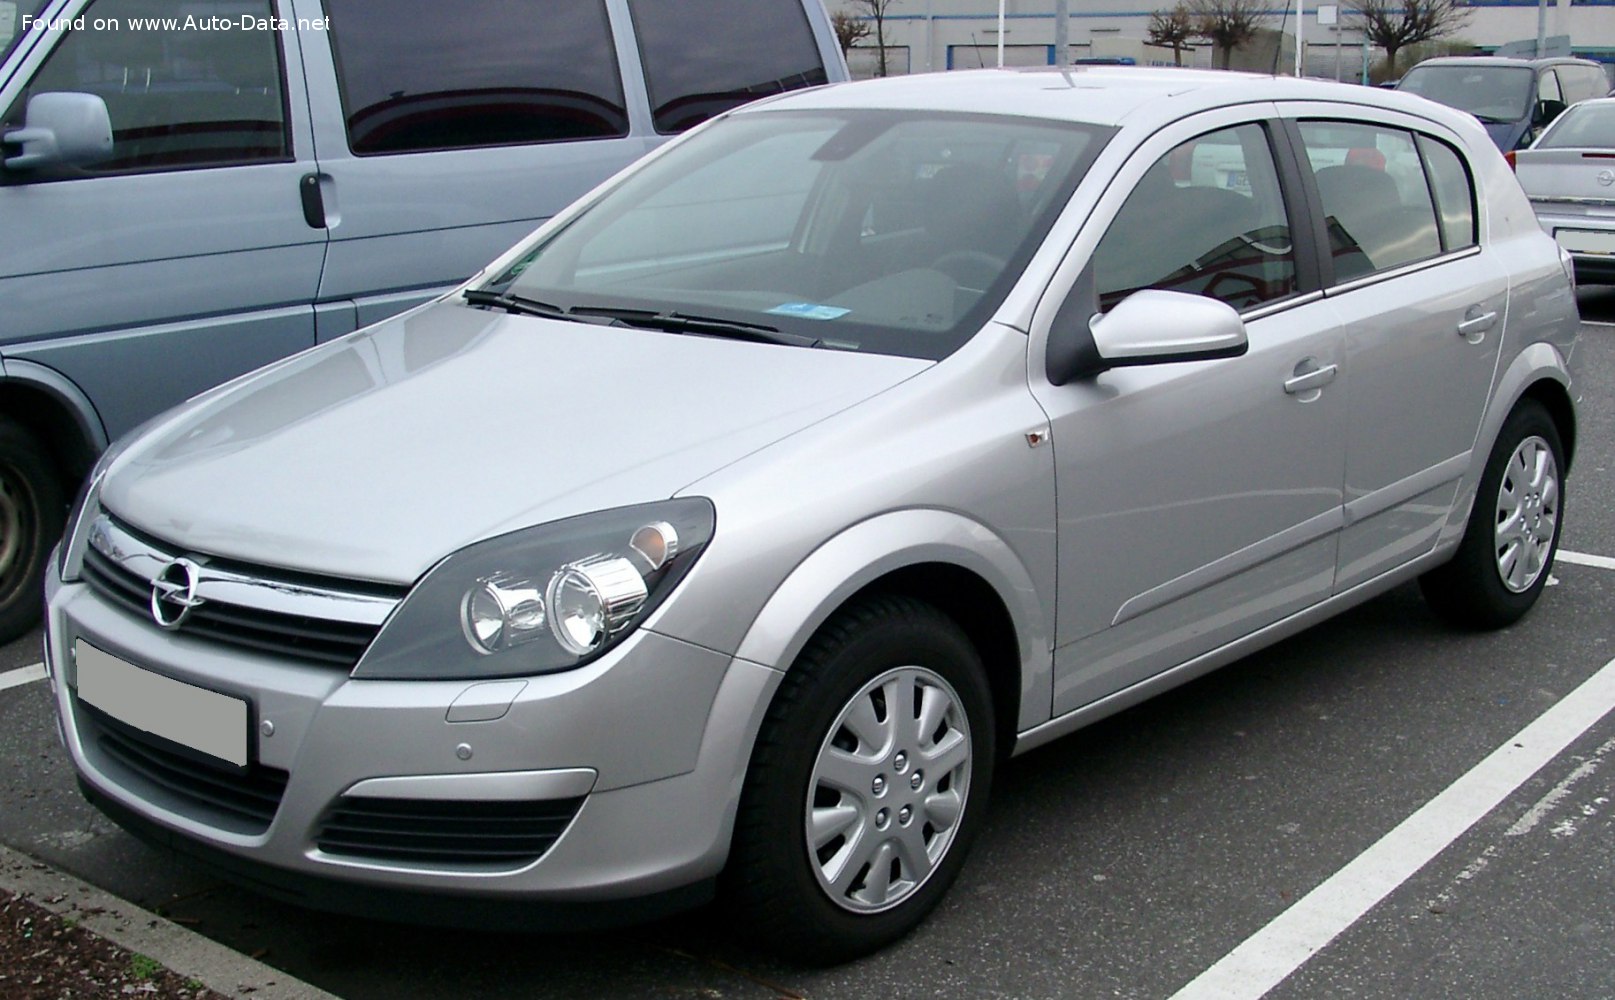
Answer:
[299, 172, 326, 229]
[1284, 361, 1338, 395]
[1457, 309, 1498, 338]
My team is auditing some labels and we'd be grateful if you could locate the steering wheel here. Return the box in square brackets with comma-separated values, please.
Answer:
[929, 250, 1008, 291]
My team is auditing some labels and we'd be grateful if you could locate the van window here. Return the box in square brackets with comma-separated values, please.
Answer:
[324, 0, 628, 155]
[1298, 122, 1442, 282]
[1398, 65, 1535, 123]
[1538, 69, 1563, 105]
[628, 0, 829, 134]
[3, 0, 290, 173]
[2, 1, 54, 64]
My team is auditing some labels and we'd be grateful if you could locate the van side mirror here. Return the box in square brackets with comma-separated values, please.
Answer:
[2, 92, 114, 171]
[1047, 287, 1247, 385]
[1534, 99, 1567, 128]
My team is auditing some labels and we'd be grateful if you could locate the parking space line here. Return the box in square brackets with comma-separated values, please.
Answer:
[1558, 549, 1615, 572]
[0, 663, 46, 692]
[1170, 652, 1615, 1000]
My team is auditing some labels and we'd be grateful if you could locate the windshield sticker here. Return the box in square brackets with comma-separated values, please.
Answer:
[767, 302, 851, 321]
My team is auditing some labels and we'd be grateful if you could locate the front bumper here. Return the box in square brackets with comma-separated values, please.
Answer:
[44, 569, 781, 916]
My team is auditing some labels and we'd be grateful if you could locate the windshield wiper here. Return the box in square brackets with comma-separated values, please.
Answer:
[1472, 114, 1512, 125]
[461, 288, 576, 321]
[571, 306, 822, 348]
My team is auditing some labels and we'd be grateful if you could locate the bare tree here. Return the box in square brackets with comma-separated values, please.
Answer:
[1146, 5, 1196, 67]
[831, 11, 871, 57]
[1189, 0, 1268, 70]
[848, 0, 899, 78]
[1354, 0, 1472, 78]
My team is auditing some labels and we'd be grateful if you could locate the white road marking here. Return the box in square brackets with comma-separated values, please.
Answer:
[1171, 652, 1615, 1000]
[1558, 549, 1615, 572]
[0, 663, 46, 692]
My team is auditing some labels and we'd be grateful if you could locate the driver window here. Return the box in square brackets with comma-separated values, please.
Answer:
[1539, 70, 1563, 105]
[1092, 123, 1297, 313]
[2, 0, 289, 175]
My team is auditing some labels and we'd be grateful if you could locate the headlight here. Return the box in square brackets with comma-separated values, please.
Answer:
[56, 442, 124, 582]
[354, 499, 715, 680]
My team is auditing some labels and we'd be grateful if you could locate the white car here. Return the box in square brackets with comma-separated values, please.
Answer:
[1513, 96, 1615, 284]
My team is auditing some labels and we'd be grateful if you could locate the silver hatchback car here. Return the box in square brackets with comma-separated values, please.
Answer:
[43, 69, 1581, 961]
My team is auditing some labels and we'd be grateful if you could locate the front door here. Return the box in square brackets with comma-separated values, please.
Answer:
[1029, 112, 1348, 716]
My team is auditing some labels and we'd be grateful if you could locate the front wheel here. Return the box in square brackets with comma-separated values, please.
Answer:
[0, 419, 66, 644]
[725, 595, 995, 963]
[1420, 399, 1564, 630]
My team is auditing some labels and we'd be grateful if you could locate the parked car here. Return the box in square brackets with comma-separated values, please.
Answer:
[0, 0, 848, 644]
[42, 68, 1581, 961]
[1397, 55, 1609, 150]
[1511, 96, 1615, 284]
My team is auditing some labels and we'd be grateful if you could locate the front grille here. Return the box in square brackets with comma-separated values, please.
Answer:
[76, 700, 288, 836]
[79, 517, 399, 669]
[316, 796, 586, 867]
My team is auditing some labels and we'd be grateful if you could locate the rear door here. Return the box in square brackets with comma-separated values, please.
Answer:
[1281, 105, 1506, 591]
[0, 0, 323, 440]
[1031, 108, 1349, 716]
[287, 0, 652, 337]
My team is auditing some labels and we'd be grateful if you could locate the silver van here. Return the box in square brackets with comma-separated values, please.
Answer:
[0, 0, 847, 641]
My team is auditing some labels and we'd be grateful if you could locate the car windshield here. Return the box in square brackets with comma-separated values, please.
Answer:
[478, 109, 1109, 360]
[1, 1, 55, 64]
[1537, 102, 1615, 149]
[1399, 65, 1535, 122]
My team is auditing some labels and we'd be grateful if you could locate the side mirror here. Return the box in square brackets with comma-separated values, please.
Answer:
[1047, 287, 1247, 385]
[1534, 99, 1567, 128]
[3, 92, 114, 171]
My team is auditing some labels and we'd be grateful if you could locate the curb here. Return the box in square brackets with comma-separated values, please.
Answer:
[0, 844, 341, 1000]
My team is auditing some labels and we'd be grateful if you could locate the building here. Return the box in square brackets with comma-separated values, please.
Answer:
[828, 0, 1615, 83]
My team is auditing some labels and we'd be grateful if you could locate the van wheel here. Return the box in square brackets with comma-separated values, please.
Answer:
[725, 595, 994, 963]
[0, 419, 64, 643]
[1420, 400, 1564, 630]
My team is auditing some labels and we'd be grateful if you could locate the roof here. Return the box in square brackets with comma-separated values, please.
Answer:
[1403, 56, 1600, 70]
[747, 67, 1477, 133]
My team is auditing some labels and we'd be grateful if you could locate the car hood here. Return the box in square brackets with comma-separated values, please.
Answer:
[1481, 119, 1526, 151]
[101, 302, 928, 584]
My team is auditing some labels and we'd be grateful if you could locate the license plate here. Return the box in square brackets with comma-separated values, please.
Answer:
[1555, 229, 1615, 256]
[74, 640, 248, 768]
[1224, 170, 1247, 190]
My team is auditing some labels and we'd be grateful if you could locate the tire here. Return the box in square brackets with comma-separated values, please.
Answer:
[724, 594, 996, 963]
[1420, 399, 1564, 630]
[0, 419, 65, 644]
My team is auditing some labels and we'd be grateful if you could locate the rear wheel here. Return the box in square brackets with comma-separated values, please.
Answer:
[725, 595, 995, 963]
[0, 419, 65, 643]
[1420, 400, 1564, 629]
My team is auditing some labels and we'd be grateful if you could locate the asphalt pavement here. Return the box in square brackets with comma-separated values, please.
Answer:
[1, 292, 1612, 999]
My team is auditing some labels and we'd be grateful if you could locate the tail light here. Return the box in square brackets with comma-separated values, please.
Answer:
[1503, 150, 1517, 172]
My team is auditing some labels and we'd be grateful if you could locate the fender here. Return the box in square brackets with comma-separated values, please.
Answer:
[0, 356, 109, 453]
[730, 507, 1054, 731]
[1437, 342, 1573, 551]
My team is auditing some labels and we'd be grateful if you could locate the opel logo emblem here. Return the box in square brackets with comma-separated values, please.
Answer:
[150, 558, 204, 629]
[1600, 169, 1615, 188]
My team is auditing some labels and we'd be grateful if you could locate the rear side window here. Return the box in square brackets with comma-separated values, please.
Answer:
[1298, 122, 1441, 283]
[324, 0, 628, 155]
[3, 0, 289, 173]
[628, 0, 829, 134]
[1416, 135, 1476, 252]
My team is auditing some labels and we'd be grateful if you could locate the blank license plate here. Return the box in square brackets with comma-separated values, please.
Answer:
[1556, 229, 1615, 256]
[75, 640, 248, 768]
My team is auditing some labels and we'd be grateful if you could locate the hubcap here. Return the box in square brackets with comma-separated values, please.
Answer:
[1494, 435, 1559, 594]
[805, 666, 972, 913]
